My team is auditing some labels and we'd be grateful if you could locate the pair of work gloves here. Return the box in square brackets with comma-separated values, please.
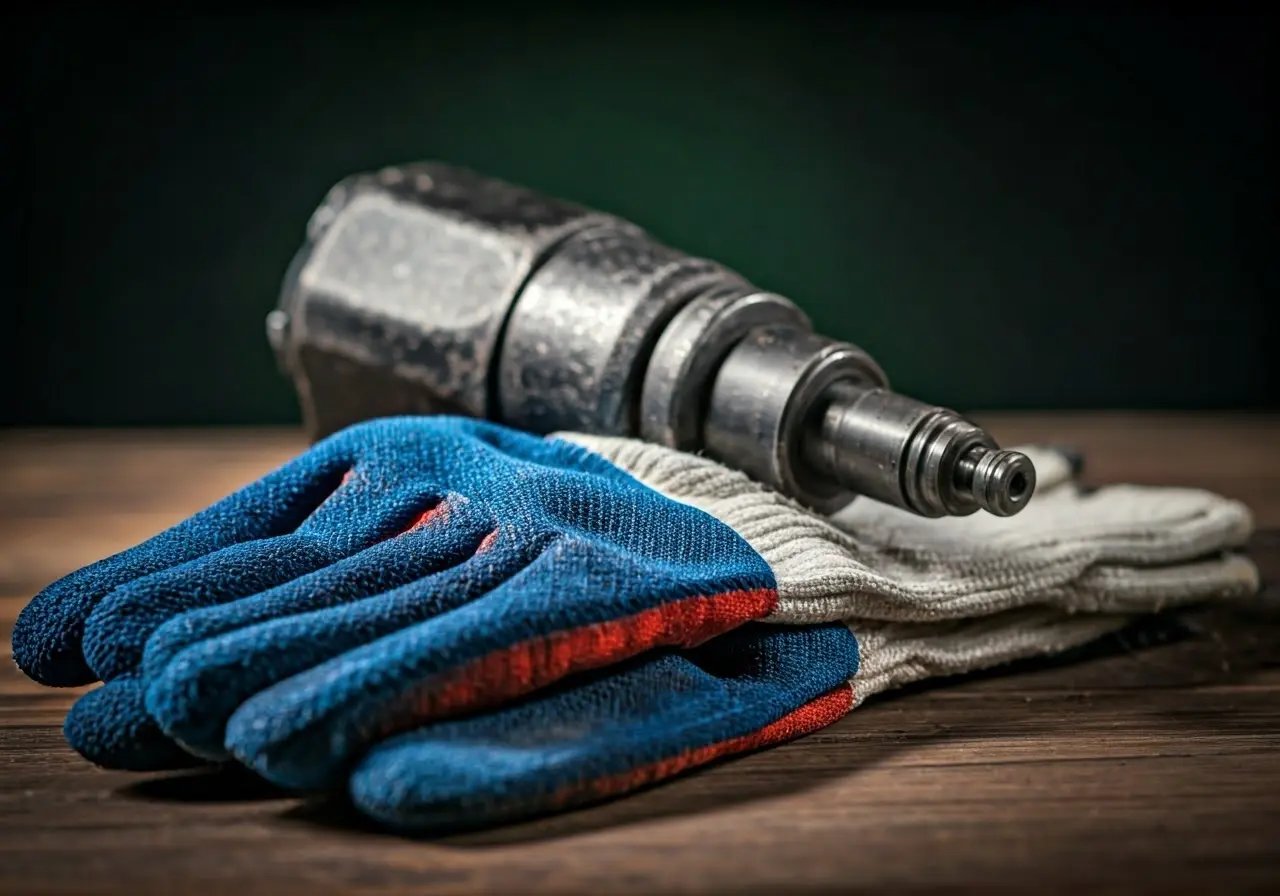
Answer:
[13, 417, 1258, 833]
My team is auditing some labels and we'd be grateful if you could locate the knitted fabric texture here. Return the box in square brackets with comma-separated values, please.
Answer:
[12, 417, 780, 783]
[10, 419, 1259, 832]
[560, 435, 1258, 626]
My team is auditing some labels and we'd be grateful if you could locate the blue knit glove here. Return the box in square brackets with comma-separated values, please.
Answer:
[12, 417, 781, 777]
[347, 622, 859, 831]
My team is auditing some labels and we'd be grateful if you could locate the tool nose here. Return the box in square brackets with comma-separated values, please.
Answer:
[803, 383, 1036, 518]
[954, 444, 1037, 517]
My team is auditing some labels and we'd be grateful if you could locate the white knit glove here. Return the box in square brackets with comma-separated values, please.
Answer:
[561, 436, 1259, 705]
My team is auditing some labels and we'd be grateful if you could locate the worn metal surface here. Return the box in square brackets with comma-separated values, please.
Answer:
[272, 162, 619, 434]
[641, 285, 810, 450]
[272, 161, 1035, 518]
[807, 384, 1037, 517]
[703, 324, 889, 513]
[497, 224, 739, 436]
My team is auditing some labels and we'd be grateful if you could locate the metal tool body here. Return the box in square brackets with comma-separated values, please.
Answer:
[270, 162, 1034, 517]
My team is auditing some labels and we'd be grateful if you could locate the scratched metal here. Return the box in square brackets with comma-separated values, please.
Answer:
[271, 162, 1035, 519]
[274, 161, 622, 435]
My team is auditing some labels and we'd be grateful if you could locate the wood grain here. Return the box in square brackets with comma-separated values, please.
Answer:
[0, 415, 1277, 894]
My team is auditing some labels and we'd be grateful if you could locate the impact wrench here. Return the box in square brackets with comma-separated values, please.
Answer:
[267, 162, 1035, 518]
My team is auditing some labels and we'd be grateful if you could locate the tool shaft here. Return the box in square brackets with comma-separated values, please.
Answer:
[271, 162, 1034, 517]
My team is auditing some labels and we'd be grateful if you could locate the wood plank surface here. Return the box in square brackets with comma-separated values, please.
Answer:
[0, 414, 1276, 894]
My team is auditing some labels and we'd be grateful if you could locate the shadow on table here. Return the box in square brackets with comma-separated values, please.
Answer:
[124, 764, 291, 804]
[119, 536, 1279, 847]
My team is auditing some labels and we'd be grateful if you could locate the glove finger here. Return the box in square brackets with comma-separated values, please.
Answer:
[1045, 553, 1260, 615]
[64, 676, 207, 771]
[139, 494, 494, 684]
[12, 438, 355, 686]
[82, 534, 345, 683]
[82, 477, 449, 682]
[224, 536, 778, 791]
[840, 475, 1254, 561]
[348, 623, 860, 833]
[849, 607, 1137, 700]
[144, 517, 524, 760]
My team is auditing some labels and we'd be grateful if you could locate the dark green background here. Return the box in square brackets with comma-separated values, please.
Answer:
[8, 9, 1276, 425]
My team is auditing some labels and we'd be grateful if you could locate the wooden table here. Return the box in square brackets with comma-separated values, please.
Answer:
[1, 414, 1276, 894]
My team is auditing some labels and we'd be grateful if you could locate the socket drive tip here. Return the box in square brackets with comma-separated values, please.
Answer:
[966, 447, 1037, 517]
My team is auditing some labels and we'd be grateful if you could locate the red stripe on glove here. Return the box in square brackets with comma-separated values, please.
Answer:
[378, 587, 780, 737]
[561, 683, 855, 808]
